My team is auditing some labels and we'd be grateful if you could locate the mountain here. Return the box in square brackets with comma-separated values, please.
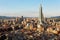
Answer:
[0, 16, 38, 19]
[51, 16, 60, 18]
[0, 16, 16, 19]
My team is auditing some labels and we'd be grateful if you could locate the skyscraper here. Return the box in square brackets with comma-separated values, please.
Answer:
[39, 4, 44, 25]
[37, 4, 44, 29]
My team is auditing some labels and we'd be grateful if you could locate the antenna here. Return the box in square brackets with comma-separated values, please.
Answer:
[41, 0, 44, 6]
[41, 0, 43, 4]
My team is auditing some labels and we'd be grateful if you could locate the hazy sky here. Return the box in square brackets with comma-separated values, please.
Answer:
[0, 0, 60, 17]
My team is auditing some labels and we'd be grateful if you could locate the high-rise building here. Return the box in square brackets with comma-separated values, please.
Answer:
[39, 4, 44, 25]
[37, 4, 44, 30]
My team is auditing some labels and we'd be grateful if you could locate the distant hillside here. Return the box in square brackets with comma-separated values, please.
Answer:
[0, 16, 60, 19]
[0, 16, 38, 19]
[0, 16, 16, 19]
[51, 16, 60, 18]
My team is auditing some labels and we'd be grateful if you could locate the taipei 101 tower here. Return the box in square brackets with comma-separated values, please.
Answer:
[37, 0, 45, 29]
[39, 4, 44, 25]
[39, 0, 45, 25]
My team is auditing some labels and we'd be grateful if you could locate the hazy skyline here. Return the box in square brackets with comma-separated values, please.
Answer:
[0, 0, 60, 17]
